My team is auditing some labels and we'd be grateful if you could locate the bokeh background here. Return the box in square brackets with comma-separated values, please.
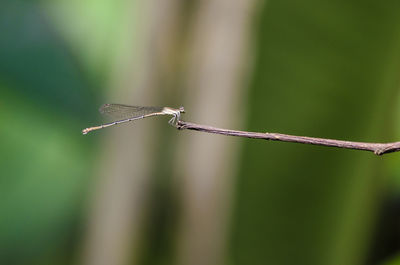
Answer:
[2, 0, 400, 265]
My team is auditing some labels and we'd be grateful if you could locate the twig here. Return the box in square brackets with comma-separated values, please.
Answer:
[176, 121, 400, 156]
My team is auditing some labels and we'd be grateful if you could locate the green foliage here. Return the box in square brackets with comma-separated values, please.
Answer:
[2, 0, 400, 264]
[0, 1, 97, 263]
[231, 1, 400, 265]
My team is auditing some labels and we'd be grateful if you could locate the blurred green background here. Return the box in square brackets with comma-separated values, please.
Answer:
[2, 0, 400, 265]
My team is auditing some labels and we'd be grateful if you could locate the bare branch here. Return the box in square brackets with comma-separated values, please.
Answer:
[176, 121, 400, 156]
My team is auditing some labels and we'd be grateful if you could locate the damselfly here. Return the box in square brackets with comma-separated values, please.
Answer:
[82, 104, 185, 135]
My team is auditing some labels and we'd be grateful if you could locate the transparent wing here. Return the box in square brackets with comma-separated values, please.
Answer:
[99, 104, 164, 120]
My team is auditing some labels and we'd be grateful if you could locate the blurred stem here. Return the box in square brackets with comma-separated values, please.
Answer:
[81, 1, 184, 265]
[174, 0, 258, 265]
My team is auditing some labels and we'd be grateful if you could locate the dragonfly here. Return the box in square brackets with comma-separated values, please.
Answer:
[82, 104, 185, 135]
